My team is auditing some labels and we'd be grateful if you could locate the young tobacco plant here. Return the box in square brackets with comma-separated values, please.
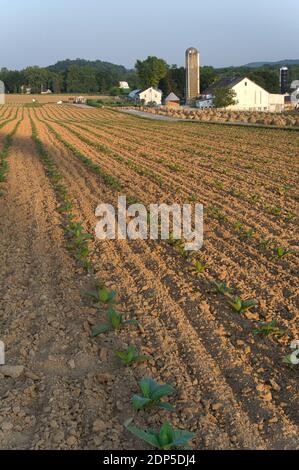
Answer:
[212, 281, 234, 296]
[132, 377, 174, 411]
[284, 212, 295, 223]
[66, 222, 93, 264]
[115, 345, 151, 366]
[125, 421, 195, 450]
[85, 285, 117, 304]
[92, 306, 138, 337]
[259, 238, 275, 251]
[166, 232, 183, 248]
[267, 205, 282, 217]
[239, 228, 255, 239]
[227, 296, 256, 314]
[253, 320, 286, 337]
[192, 260, 207, 274]
[274, 246, 292, 259]
[207, 205, 227, 223]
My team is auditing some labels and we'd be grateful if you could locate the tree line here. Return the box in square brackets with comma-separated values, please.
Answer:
[1, 57, 298, 96]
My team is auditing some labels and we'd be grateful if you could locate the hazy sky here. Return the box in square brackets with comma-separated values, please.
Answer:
[1, 0, 298, 70]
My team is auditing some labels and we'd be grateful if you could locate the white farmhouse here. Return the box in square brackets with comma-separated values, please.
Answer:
[203, 77, 285, 112]
[0, 81, 5, 104]
[119, 81, 130, 89]
[128, 87, 162, 105]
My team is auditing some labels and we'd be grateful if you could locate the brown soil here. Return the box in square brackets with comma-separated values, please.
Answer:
[0, 105, 298, 450]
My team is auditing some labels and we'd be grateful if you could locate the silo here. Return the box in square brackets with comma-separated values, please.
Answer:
[185, 47, 200, 104]
[0, 81, 5, 105]
[280, 67, 288, 94]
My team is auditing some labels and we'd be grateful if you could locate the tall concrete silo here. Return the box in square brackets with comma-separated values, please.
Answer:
[0, 81, 5, 105]
[280, 67, 288, 94]
[185, 47, 200, 104]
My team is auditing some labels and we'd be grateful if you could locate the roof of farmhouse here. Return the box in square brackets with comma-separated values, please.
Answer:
[129, 87, 162, 96]
[165, 92, 180, 102]
[204, 76, 244, 94]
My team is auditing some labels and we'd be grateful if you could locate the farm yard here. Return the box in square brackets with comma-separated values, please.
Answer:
[0, 102, 298, 450]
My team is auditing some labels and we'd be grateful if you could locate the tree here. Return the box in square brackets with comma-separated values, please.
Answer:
[109, 86, 120, 96]
[49, 71, 64, 93]
[213, 87, 237, 108]
[247, 69, 279, 93]
[66, 65, 98, 93]
[125, 70, 140, 90]
[201, 66, 218, 92]
[135, 56, 168, 88]
[158, 76, 171, 97]
[0, 69, 25, 93]
[169, 66, 185, 97]
[23, 66, 49, 93]
[157, 65, 186, 97]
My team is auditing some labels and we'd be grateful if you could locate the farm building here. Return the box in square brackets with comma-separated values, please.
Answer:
[164, 92, 180, 108]
[0, 81, 5, 104]
[290, 80, 299, 90]
[285, 87, 299, 109]
[203, 77, 285, 112]
[119, 81, 130, 89]
[20, 86, 32, 95]
[196, 94, 214, 109]
[128, 87, 162, 105]
[74, 96, 87, 104]
[205, 77, 284, 112]
[185, 47, 200, 104]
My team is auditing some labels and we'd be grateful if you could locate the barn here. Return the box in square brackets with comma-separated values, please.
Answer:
[164, 92, 180, 108]
[202, 77, 285, 112]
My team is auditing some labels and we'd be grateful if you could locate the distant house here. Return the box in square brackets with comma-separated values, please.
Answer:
[119, 81, 130, 89]
[165, 92, 180, 108]
[128, 87, 162, 105]
[74, 96, 87, 104]
[201, 77, 285, 112]
[21, 85, 32, 95]
[195, 94, 214, 109]
[0, 81, 5, 105]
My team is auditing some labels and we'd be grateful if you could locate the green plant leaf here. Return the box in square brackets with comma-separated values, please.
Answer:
[172, 430, 196, 447]
[157, 402, 174, 411]
[108, 306, 123, 329]
[139, 377, 153, 398]
[158, 421, 174, 447]
[126, 425, 160, 448]
[92, 323, 111, 337]
[132, 395, 152, 410]
[151, 383, 174, 401]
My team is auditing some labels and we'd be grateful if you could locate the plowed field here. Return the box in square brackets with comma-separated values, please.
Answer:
[0, 104, 298, 450]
